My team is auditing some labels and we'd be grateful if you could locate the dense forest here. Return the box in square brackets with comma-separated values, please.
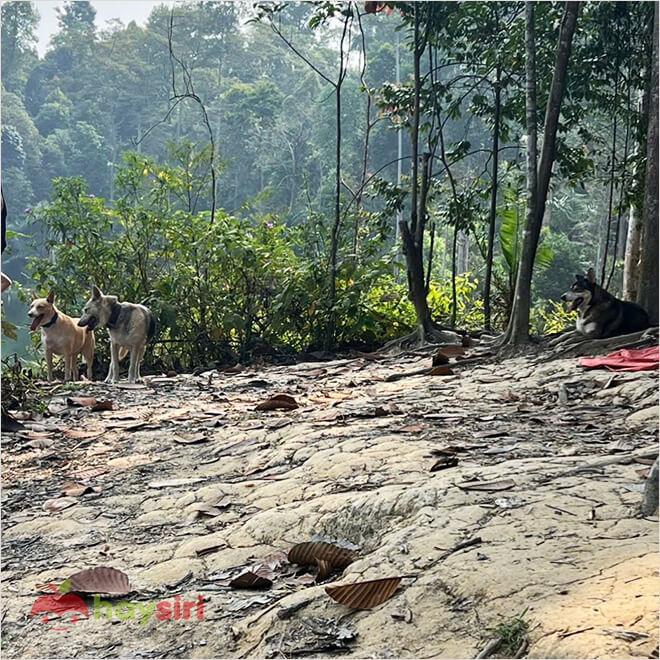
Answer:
[1, 1, 658, 372]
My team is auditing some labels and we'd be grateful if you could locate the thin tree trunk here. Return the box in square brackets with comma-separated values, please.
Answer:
[636, 1, 659, 325]
[623, 204, 642, 300]
[399, 4, 433, 335]
[325, 13, 351, 351]
[508, 1, 579, 344]
[484, 67, 501, 332]
[601, 65, 620, 284]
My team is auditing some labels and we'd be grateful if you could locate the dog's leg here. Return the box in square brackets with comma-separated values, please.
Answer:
[72, 356, 79, 382]
[64, 354, 72, 382]
[105, 342, 120, 384]
[127, 346, 143, 383]
[134, 344, 146, 383]
[84, 349, 94, 381]
[45, 349, 54, 382]
[127, 348, 135, 383]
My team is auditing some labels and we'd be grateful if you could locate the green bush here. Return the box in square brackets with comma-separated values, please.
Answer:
[21, 148, 492, 370]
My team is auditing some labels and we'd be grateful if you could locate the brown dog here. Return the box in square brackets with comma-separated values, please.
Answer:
[28, 291, 95, 381]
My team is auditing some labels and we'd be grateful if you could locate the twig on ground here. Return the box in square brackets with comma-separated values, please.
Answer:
[474, 636, 502, 659]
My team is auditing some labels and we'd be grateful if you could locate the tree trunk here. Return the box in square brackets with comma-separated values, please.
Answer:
[636, 1, 659, 325]
[325, 73, 342, 350]
[484, 68, 501, 332]
[400, 5, 433, 335]
[324, 14, 351, 350]
[623, 204, 642, 301]
[507, 1, 579, 344]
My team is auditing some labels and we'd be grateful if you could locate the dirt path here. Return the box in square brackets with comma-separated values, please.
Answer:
[2, 347, 658, 658]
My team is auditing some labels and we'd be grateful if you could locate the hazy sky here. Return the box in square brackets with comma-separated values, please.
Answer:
[33, 1, 167, 56]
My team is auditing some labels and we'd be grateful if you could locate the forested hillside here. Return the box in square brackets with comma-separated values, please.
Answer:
[1, 1, 657, 371]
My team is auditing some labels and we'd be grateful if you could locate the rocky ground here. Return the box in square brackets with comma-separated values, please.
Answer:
[1, 338, 658, 659]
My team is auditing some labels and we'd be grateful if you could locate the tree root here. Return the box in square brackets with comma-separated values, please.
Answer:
[381, 324, 462, 353]
[554, 327, 658, 356]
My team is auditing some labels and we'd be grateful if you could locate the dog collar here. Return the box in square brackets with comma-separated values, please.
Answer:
[105, 302, 121, 329]
[42, 312, 58, 328]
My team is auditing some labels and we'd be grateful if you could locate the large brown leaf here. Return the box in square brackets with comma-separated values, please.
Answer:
[256, 394, 299, 411]
[325, 576, 401, 609]
[288, 541, 355, 569]
[68, 567, 130, 595]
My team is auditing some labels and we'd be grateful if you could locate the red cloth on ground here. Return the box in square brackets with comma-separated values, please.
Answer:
[578, 346, 659, 372]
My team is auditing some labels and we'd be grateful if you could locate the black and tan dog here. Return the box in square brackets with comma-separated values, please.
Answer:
[78, 285, 155, 384]
[561, 268, 649, 339]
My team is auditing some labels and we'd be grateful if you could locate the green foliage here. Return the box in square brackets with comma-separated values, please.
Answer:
[490, 608, 529, 657]
[498, 184, 553, 278]
[533, 299, 576, 335]
[428, 275, 485, 330]
[1, 354, 47, 412]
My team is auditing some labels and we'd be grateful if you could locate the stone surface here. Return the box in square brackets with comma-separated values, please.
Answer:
[1, 345, 657, 658]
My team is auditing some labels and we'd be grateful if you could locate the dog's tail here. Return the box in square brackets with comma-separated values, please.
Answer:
[119, 347, 129, 361]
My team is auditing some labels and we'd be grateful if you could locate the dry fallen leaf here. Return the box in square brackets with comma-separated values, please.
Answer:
[18, 430, 52, 440]
[218, 364, 242, 374]
[43, 497, 78, 513]
[229, 571, 272, 590]
[315, 558, 333, 583]
[256, 394, 299, 411]
[186, 504, 224, 520]
[398, 424, 426, 434]
[428, 366, 454, 376]
[173, 434, 208, 445]
[26, 438, 55, 449]
[61, 481, 101, 497]
[325, 576, 402, 609]
[68, 567, 130, 595]
[430, 455, 459, 472]
[91, 400, 114, 412]
[457, 478, 515, 492]
[196, 544, 225, 558]
[288, 541, 355, 569]
[67, 396, 97, 407]
[62, 429, 105, 440]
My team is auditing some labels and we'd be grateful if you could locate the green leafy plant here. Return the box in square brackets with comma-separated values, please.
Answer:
[491, 608, 529, 657]
[498, 184, 554, 279]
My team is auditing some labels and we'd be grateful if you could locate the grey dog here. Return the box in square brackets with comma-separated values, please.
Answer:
[78, 285, 155, 383]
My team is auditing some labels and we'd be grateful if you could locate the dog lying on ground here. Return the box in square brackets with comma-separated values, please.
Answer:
[77, 285, 155, 384]
[27, 291, 94, 381]
[561, 268, 649, 339]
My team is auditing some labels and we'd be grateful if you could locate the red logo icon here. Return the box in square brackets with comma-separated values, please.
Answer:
[29, 583, 89, 631]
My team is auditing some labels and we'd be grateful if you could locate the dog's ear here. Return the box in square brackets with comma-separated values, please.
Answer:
[106, 295, 119, 304]
[586, 268, 596, 283]
[31, 291, 38, 300]
[91, 285, 102, 299]
[46, 291, 55, 304]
